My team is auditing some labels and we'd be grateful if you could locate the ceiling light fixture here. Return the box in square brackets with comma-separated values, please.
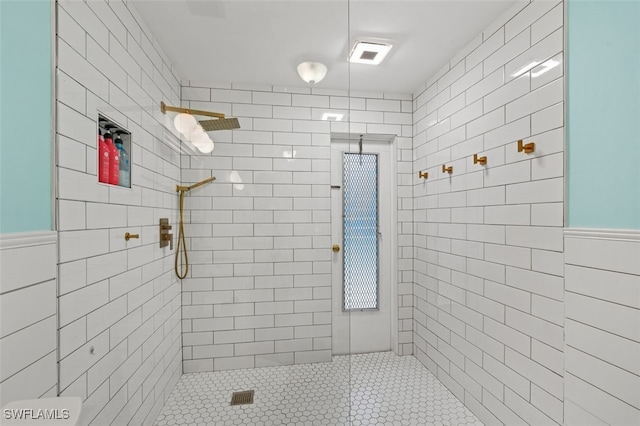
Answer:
[349, 40, 393, 65]
[296, 61, 328, 84]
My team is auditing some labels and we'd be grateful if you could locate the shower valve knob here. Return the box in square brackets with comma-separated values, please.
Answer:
[159, 218, 173, 249]
[162, 233, 173, 250]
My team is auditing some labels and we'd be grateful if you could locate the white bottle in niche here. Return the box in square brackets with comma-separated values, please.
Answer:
[114, 133, 130, 187]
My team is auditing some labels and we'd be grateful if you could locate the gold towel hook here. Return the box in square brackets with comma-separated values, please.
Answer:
[473, 154, 487, 165]
[517, 139, 535, 154]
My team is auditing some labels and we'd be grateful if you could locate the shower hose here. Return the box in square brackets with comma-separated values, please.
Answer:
[175, 189, 189, 279]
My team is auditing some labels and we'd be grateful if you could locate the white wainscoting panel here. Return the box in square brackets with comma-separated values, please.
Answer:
[564, 229, 640, 426]
[0, 232, 57, 408]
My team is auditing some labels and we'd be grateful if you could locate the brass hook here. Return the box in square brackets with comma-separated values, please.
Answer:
[473, 154, 487, 165]
[418, 171, 429, 179]
[125, 232, 139, 241]
[442, 164, 453, 174]
[517, 139, 535, 154]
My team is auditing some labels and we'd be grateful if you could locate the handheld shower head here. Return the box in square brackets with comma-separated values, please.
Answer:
[175, 176, 216, 279]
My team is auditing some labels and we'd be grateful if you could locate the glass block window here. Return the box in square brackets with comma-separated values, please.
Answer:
[343, 153, 379, 310]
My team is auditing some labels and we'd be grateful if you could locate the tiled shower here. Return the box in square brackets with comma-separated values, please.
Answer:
[0, 0, 639, 426]
[178, 82, 414, 373]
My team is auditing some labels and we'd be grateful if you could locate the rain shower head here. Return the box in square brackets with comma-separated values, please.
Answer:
[161, 101, 240, 153]
[160, 101, 241, 131]
[199, 117, 241, 131]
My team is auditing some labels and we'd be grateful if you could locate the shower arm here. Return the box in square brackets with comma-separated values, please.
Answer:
[176, 176, 216, 192]
[161, 101, 226, 119]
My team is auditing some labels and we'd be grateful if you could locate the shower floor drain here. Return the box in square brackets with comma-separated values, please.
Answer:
[230, 390, 254, 406]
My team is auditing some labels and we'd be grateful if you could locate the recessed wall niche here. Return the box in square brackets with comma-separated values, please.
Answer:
[97, 113, 131, 188]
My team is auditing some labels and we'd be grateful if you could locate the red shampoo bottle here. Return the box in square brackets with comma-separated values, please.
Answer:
[98, 129, 110, 183]
[104, 127, 120, 185]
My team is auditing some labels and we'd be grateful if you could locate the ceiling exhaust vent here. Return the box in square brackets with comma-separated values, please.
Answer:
[360, 51, 378, 61]
[349, 40, 393, 65]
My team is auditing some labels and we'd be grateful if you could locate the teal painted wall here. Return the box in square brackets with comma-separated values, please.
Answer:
[567, 0, 640, 230]
[0, 0, 53, 233]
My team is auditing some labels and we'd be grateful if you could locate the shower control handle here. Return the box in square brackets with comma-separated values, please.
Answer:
[165, 234, 173, 250]
[159, 218, 173, 249]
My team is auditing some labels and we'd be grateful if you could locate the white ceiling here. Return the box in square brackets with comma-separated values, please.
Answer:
[132, 0, 516, 94]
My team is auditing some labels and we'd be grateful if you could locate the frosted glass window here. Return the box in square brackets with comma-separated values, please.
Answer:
[343, 153, 379, 310]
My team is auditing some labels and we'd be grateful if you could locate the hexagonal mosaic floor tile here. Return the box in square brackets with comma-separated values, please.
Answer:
[154, 352, 482, 426]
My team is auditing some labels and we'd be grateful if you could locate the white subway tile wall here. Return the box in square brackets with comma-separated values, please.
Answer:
[412, 1, 564, 424]
[22, 1, 640, 425]
[0, 234, 58, 408]
[564, 232, 640, 426]
[180, 83, 414, 372]
[56, 0, 183, 424]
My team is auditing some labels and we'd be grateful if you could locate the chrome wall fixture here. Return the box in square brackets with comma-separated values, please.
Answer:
[517, 139, 535, 154]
